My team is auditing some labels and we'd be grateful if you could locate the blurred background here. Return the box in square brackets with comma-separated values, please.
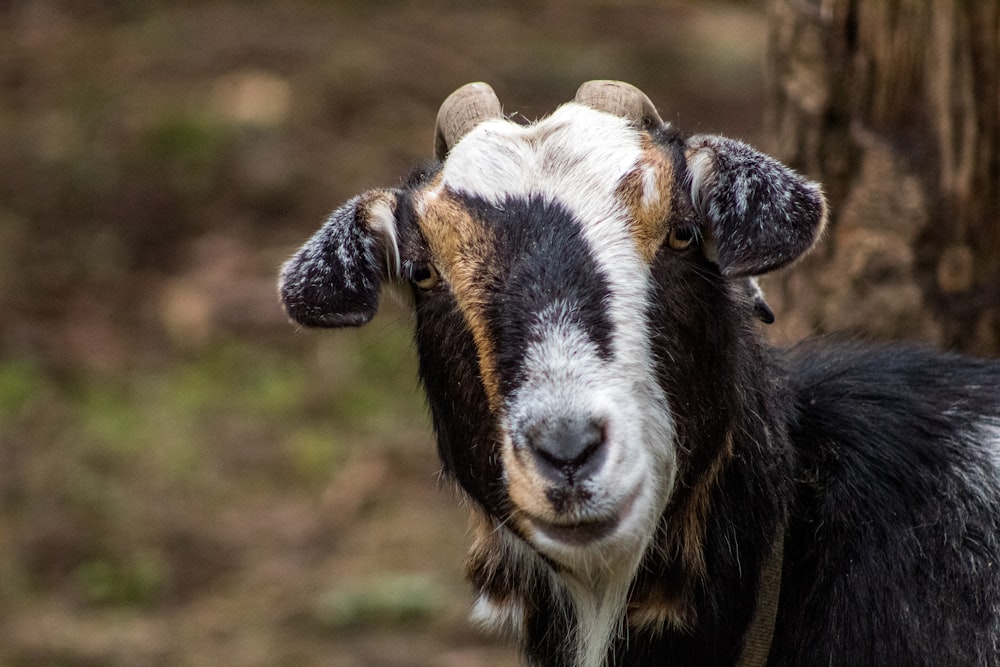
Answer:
[0, 3, 769, 665]
[1, 1, 996, 666]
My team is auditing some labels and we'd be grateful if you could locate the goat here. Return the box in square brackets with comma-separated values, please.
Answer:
[279, 81, 1000, 666]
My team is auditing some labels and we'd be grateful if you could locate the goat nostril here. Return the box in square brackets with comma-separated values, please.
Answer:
[525, 418, 607, 482]
[575, 421, 604, 465]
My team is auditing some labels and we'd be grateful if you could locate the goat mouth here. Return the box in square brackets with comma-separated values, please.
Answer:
[530, 514, 622, 546]
[527, 490, 640, 547]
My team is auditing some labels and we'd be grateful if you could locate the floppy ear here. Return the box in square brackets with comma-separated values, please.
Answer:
[685, 135, 827, 278]
[279, 189, 400, 328]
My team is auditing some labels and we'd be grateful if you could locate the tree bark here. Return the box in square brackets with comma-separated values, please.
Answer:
[763, 0, 1000, 356]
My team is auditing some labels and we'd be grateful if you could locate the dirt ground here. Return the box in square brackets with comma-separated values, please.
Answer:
[0, 2, 767, 665]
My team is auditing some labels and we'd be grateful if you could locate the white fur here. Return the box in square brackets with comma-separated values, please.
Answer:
[367, 194, 401, 278]
[982, 419, 1000, 481]
[471, 594, 526, 638]
[685, 147, 715, 217]
[442, 103, 678, 666]
[944, 413, 1000, 508]
[641, 162, 661, 210]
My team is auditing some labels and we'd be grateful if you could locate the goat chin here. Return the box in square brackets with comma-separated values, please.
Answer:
[521, 480, 653, 571]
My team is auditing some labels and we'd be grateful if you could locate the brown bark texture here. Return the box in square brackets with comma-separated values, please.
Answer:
[763, 0, 1000, 355]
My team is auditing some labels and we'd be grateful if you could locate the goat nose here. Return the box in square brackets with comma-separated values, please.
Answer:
[525, 418, 607, 483]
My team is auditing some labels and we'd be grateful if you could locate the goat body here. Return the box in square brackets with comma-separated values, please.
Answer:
[279, 82, 1000, 666]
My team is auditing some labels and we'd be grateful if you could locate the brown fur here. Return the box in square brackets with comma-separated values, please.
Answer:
[416, 186, 505, 411]
[504, 445, 560, 531]
[615, 142, 677, 262]
[627, 431, 736, 632]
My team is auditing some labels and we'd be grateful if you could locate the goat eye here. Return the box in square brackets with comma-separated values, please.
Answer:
[668, 226, 696, 251]
[409, 261, 440, 290]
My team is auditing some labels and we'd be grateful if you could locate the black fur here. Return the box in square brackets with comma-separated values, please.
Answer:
[612, 240, 794, 665]
[613, 336, 1000, 666]
[774, 342, 1000, 666]
[413, 275, 507, 512]
[465, 193, 616, 396]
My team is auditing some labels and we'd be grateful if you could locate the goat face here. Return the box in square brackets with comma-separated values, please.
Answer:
[279, 80, 826, 582]
[422, 102, 680, 574]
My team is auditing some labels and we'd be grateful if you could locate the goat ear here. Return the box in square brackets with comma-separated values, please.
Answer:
[279, 189, 401, 328]
[685, 135, 827, 278]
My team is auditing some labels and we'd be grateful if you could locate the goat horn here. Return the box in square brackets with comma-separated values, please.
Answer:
[434, 82, 502, 160]
[574, 80, 664, 129]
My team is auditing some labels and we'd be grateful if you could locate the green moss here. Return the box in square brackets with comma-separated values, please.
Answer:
[74, 550, 169, 607]
[163, 341, 308, 421]
[0, 359, 48, 417]
[142, 112, 233, 195]
[312, 572, 446, 629]
[76, 382, 148, 458]
[283, 428, 345, 487]
[145, 113, 227, 167]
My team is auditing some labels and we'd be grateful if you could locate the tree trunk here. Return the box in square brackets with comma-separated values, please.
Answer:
[763, 0, 1000, 356]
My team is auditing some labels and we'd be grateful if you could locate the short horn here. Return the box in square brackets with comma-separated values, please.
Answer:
[434, 82, 502, 160]
[574, 80, 664, 129]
